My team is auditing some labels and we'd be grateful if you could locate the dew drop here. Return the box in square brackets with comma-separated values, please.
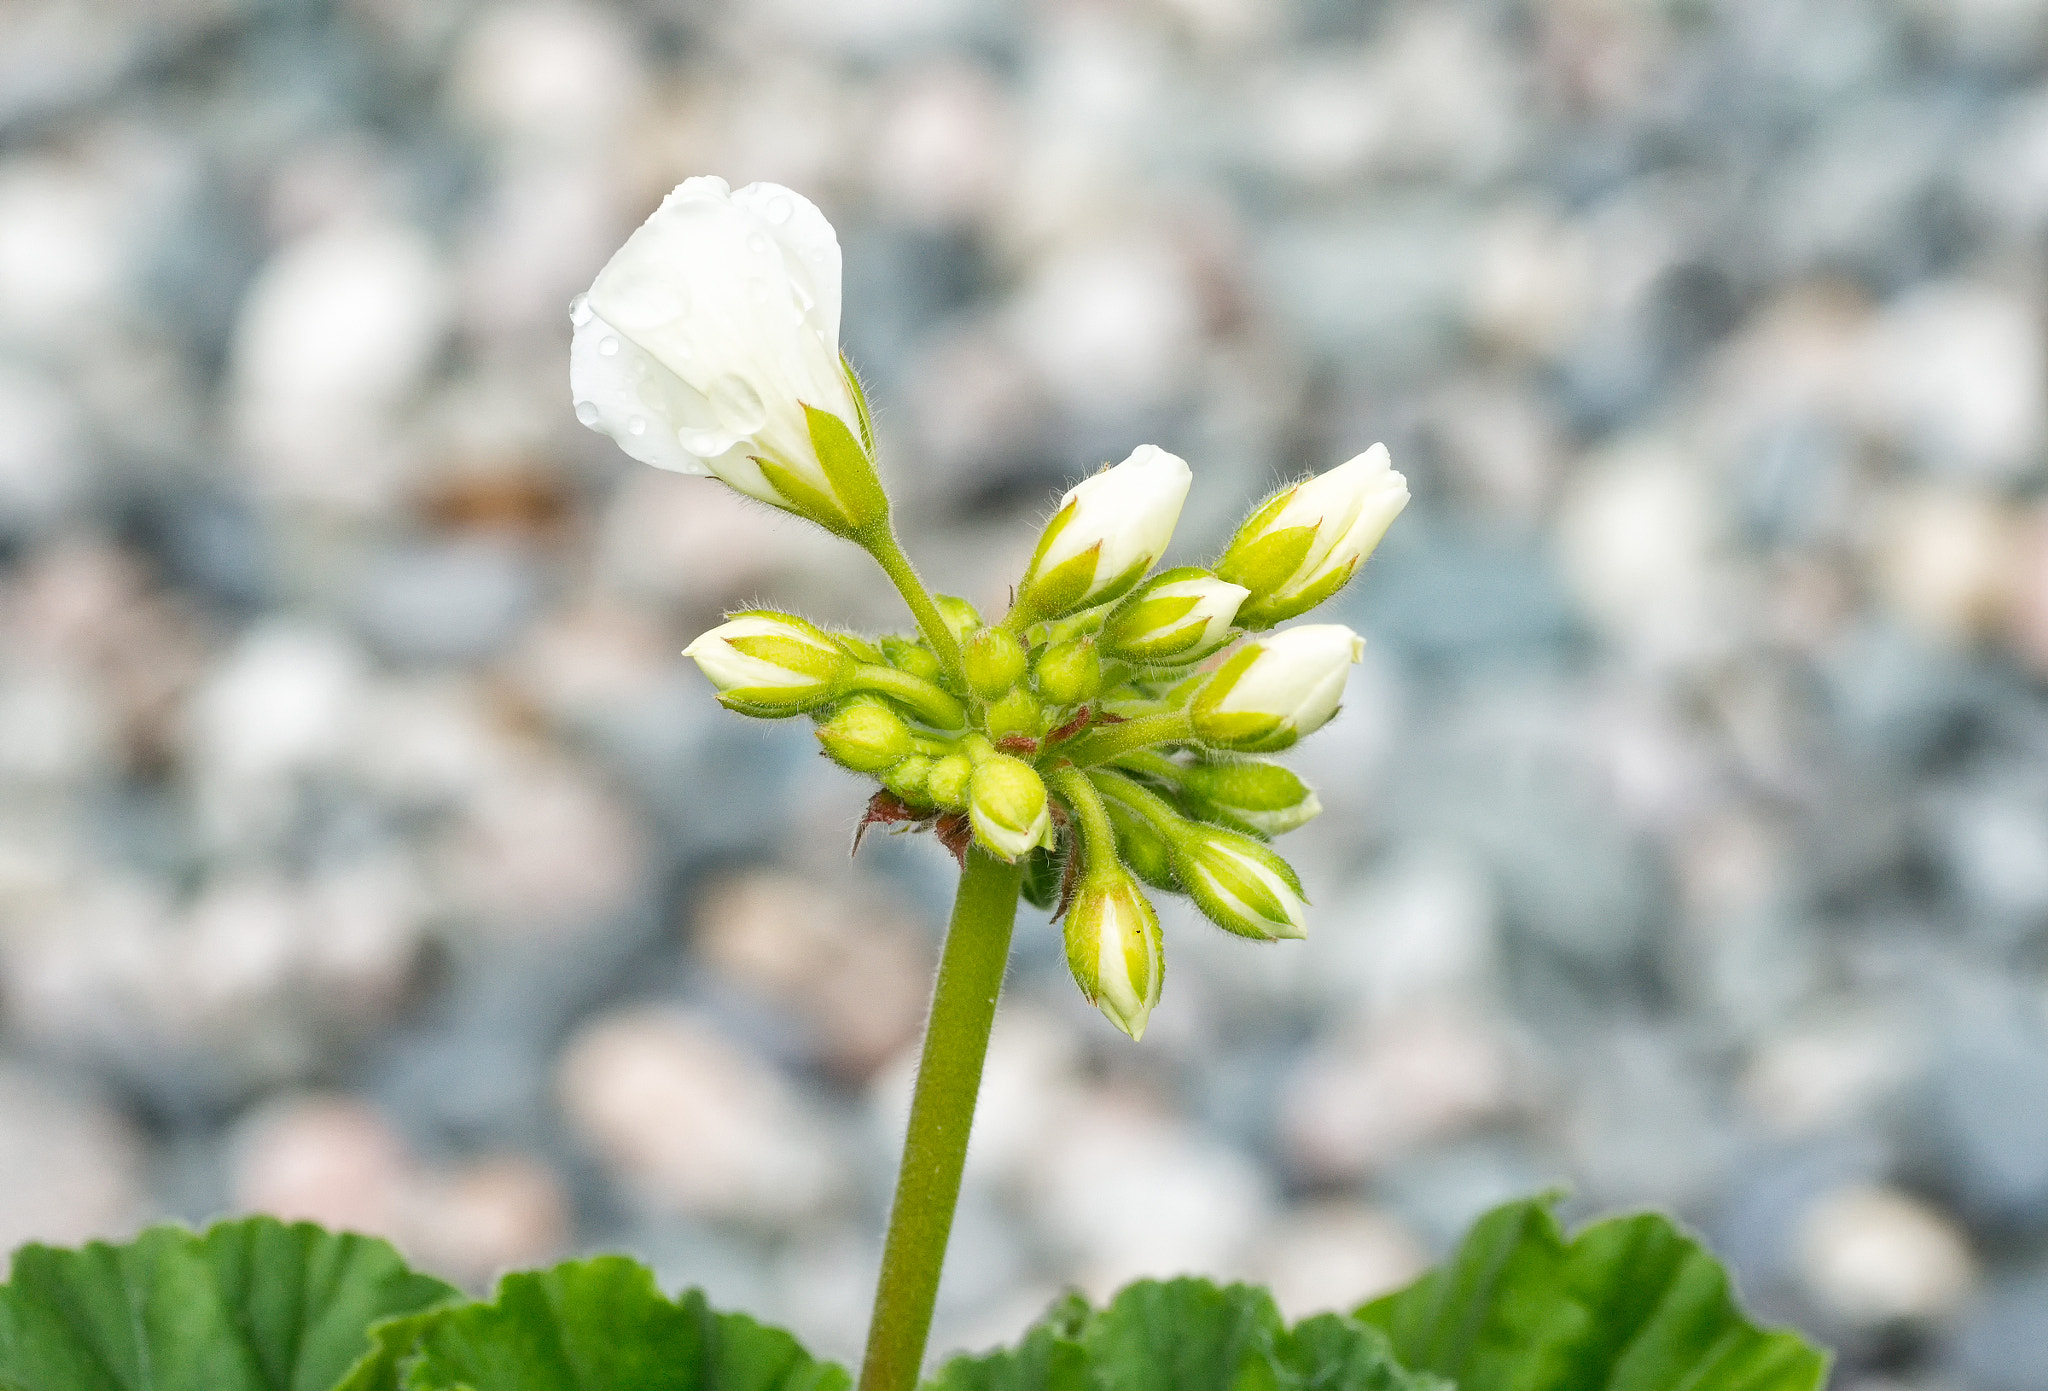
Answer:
[599, 336, 620, 357]
[574, 400, 600, 426]
[628, 417, 648, 436]
[568, 294, 593, 327]
[767, 196, 793, 224]
[705, 374, 768, 435]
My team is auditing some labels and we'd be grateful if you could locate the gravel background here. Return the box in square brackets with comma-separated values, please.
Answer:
[5, 0, 2048, 1384]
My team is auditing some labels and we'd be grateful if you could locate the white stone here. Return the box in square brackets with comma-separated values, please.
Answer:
[869, 61, 1014, 230]
[445, 3, 644, 145]
[1853, 281, 2046, 480]
[0, 1063, 143, 1253]
[231, 1093, 413, 1239]
[184, 623, 368, 783]
[556, 1007, 844, 1226]
[1006, 232, 1202, 418]
[1797, 1184, 1976, 1325]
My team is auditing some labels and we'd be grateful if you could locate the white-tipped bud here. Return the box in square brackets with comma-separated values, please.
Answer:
[1100, 567, 1249, 664]
[1170, 825, 1309, 941]
[1189, 624, 1362, 752]
[967, 755, 1055, 862]
[1176, 759, 1322, 837]
[1063, 870, 1165, 1040]
[570, 177, 885, 534]
[1216, 444, 1408, 628]
[1015, 445, 1191, 619]
[683, 611, 854, 717]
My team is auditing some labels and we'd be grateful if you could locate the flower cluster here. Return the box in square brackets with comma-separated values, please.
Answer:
[574, 179, 1408, 1040]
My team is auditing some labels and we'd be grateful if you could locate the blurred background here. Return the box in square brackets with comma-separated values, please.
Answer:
[2, 0, 2046, 1382]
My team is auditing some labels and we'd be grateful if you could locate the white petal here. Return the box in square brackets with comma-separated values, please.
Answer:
[570, 303, 711, 475]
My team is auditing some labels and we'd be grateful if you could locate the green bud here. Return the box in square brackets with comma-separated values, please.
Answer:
[1189, 625, 1361, 752]
[927, 754, 974, 808]
[1105, 796, 1177, 891]
[968, 755, 1054, 862]
[1169, 824, 1308, 941]
[1216, 444, 1408, 628]
[983, 687, 1043, 743]
[964, 627, 1028, 700]
[831, 631, 886, 665]
[682, 610, 855, 718]
[1177, 760, 1321, 837]
[1064, 868, 1165, 1040]
[882, 635, 944, 685]
[1100, 567, 1248, 665]
[816, 698, 914, 773]
[882, 754, 935, 803]
[934, 595, 984, 645]
[1034, 636, 1103, 706]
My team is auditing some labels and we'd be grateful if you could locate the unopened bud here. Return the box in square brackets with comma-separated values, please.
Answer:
[1064, 870, 1165, 1040]
[1015, 445, 1191, 620]
[815, 697, 914, 773]
[882, 635, 943, 685]
[1170, 825, 1309, 941]
[1100, 568, 1248, 665]
[882, 754, 935, 803]
[1189, 624, 1362, 752]
[1177, 759, 1322, 837]
[982, 688, 1043, 744]
[967, 755, 1054, 862]
[1105, 797, 1177, 892]
[926, 753, 974, 808]
[1034, 636, 1103, 706]
[964, 627, 1028, 700]
[682, 611, 854, 717]
[1216, 444, 1407, 628]
[934, 594, 983, 645]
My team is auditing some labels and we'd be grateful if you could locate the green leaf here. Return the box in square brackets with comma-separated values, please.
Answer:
[1356, 1196, 1830, 1391]
[393, 1257, 850, 1391]
[925, 1294, 1090, 1391]
[1083, 1279, 1283, 1391]
[0, 1217, 461, 1391]
[1272, 1314, 1450, 1391]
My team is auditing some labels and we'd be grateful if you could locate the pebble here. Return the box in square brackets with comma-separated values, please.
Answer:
[1796, 1183, 1975, 1325]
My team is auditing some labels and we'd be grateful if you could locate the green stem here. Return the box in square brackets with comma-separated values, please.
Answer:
[1048, 766, 1118, 869]
[1061, 710, 1196, 767]
[848, 664, 968, 730]
[859, 850, 1024, 1391]
[864, 526, 964, 681]
[1089, 765, 1184, 833]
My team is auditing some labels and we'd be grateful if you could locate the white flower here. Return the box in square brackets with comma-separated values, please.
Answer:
[570, 177, 881, 532]
[1063, 871, 1165, 1040]
[1171, 827, 1309, 940]
[1189, 623, 1363, 752]
[1217, 443, 1408, 627]
[967, 755, 1055, 862]
[1016, 445, 1192, 619]
[682, 610, 853, 716]
[1100, 567, 1249, 664]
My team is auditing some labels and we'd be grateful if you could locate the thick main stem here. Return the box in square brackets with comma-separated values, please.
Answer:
[858, 850, 1024, 1391]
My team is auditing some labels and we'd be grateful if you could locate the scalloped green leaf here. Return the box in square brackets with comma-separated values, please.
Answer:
[1356, 1196, 1829, 1391]
[925, 1294, 1089, 1391]
[0, 1217, 461, 1391]
[391, 1256, 849, 1391]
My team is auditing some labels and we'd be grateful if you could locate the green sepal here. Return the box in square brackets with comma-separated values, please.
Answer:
[882, 635, 945, 684]
[1214, 525, 1317, 626]
[1235, 554, 1360, 629]
[841, 355, 876, 456]
[1358, 1194, 1830, 1391]
[755, 455, 856, 536]
[831, 631, 886, 665]
[1017, 541, 1103, 622]
[1173, 833, 1302, 938]
[725, 633, 855, 682]
[805, 402, 888, 534]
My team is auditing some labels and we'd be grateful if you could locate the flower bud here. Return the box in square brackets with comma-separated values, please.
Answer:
[1099, 567, 1249, 665]
[982, 687, 1043, 744]
[1189, 624, 1362, 752]
[882, 754, 934, 803]
[1034, 636, 1103, 706]
[934, 595, 983, 645]
[1105, 797, 1177, 892]
[682, 611, 853, 717]
[963, 627, 1028, 700]
[881, 635, 943, 684]
[967, 755, 1055, 862]
[1170, 826, 1308, 941]
[926, 754, 974, 808]
[832, 632, 886, 665]
[1216, 444, 1408, 628]
[570, 177, 887, 534]
[1015, 445, 1191, 620]
[1064, 870, 1165, 1040]
[815, 697, 914, 773]
[1176, 760, 1322, 837]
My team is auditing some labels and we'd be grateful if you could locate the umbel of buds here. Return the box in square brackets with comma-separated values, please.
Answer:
[579, 177, 1408, 1042]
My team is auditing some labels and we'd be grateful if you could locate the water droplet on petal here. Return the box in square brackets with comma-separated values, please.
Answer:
[569, 294, 593, 327]
[574, 401, 600, 426]
[767, 196, 792, 224]
[599, 336, 620, 357]
[705, 374, 767, 436]
[628, 417, 647, 436]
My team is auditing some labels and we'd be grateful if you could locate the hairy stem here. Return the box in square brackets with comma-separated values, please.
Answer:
[1060, 710, 1197, 767]
[1048, 765, 1119, 870]
[864, 526, 964, 681]
[858, 850, 1024, 1391]
[848, 664, 968, 730]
